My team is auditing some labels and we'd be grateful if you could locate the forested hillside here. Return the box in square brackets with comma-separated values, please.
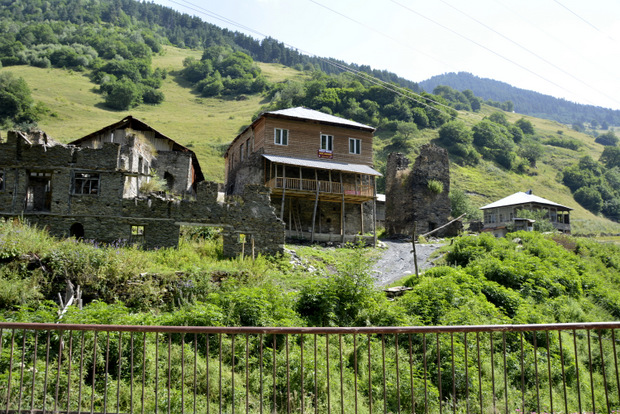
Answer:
[0, 0, 420, 93]
[2, 0, 620, 233]
[420, 72, 620, 127]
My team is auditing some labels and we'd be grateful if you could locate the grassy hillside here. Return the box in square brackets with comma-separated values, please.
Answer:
[0, 46, 307, 181]
[3, 45, 619, 233]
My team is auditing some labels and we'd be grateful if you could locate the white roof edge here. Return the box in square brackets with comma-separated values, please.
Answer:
[263, 154, 382, 176]
[480, 192, 572, 210]
[266, 107, 375, 131]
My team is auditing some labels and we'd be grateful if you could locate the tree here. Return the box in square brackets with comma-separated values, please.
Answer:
[462, 89, 482, 111]
[515, 118, 535, 135]
[0, 71, 44, 127]
[595, 131, 619, 146]
[600, 147, 620, 169]
[450, 189, 481, 220]
[573, 186, 603, 214]
[104, 79, 141, 110]
[519, 139, 543, 167]
[514, 209, 556, 232]
[487, 111, 508, 126]
[438, 120, 472, 145]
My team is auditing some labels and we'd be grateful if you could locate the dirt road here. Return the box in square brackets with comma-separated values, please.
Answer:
[372, 240, 444, 286]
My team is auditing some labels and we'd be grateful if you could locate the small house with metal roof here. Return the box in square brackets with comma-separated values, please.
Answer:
[479, 191, 572, 237]
[224, 107, 381, 244]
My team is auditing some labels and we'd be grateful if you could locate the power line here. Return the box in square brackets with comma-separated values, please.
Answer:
[389, 0, 602, 107]
[552, 0, 618, 43]
[439, 0, 620, 107]
[162, 0, 455, 116]
[305, 0, 458, 73]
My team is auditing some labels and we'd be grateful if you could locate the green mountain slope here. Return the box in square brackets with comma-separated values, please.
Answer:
[420, 72, 620, 127]
[3, 45, 619, 234]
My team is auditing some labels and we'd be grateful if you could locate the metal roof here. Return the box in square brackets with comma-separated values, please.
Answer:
[265, 107, 375, 131]
[480, 192, 572, 210]
[263, 154, 382, 176]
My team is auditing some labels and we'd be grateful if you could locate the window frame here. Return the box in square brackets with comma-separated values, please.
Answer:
[73, 171, 100, 195]
[274, 128, 289, 146]
[320, 134, 333, 151]
[349, 138, 361, 154]
[130, 225, 145, 245]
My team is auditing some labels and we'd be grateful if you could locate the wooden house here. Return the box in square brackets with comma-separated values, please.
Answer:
[480, 191, 572, 237]
[224, 107, 381, 244]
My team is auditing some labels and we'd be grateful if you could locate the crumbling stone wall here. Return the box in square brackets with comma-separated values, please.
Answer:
[385, 144, 453, 237]
[0, 131, 284, 257]
[226, 150, 264, 196]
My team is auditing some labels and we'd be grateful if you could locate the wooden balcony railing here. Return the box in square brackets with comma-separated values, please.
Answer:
[266, 177, 374, 198]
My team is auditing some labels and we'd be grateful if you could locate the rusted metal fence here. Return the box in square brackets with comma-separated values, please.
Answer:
[1, 322, 620, 413]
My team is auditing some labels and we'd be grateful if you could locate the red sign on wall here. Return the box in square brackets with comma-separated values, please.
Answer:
[318, 149, 333, 159]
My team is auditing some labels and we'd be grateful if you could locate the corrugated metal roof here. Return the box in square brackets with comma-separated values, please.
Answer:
[480, 192, 572, 210]
[266, 107, 375, 131]
[263, 154, 382, 176]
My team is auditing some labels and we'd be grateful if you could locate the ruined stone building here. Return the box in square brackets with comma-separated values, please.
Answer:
[0, 118, 284, 257]
[480, 191, 572, 237]
[385, 144, 455, 237]
[224, 107, 382, 244]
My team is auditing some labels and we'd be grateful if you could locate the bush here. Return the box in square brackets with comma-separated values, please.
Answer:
[574, 186, 604, 214]
[141, 86, 164, 104]
[427, 179, 444, 194]
[104, 78, 141, 110]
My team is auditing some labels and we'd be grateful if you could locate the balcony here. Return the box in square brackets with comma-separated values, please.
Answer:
[266, 177, 374, 202]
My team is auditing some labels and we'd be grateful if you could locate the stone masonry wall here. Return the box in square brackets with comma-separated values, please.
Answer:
[385, 144, 453, 237]
[0, 131, 284, 257]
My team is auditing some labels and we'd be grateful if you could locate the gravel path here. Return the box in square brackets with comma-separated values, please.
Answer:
[372, 240, 445, 286]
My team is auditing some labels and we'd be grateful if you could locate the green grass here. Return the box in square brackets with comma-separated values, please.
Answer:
[0, 46, 305, 182]
[2, 45, 618, 231]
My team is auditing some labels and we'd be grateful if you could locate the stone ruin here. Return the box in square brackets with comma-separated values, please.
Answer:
[0, 130, 284, 257]
[385, 143, 460, 238]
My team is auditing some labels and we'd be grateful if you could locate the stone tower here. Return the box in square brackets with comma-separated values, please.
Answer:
[385, 144, 453, 237]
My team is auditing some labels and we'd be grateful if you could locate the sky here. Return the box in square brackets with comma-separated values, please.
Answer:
[151, 0, 620, 110]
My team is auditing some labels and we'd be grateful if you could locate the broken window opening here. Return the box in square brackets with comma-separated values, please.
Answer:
[164, 171, 175, 190]
[73, 172, 100, 195]
[26, 171, 52, 212]
[0, 169, 4, 191]
[70, 222, 85, 239]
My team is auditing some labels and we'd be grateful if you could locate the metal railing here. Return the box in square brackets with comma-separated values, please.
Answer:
[1, 322, 620, 414]
[266, 178, 374, 198]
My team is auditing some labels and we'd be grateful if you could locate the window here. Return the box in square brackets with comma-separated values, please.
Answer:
[274, 128, 288, 145]
[0, 170, 4, 191]
[349, 138, 361, 154]
[240, 143, 244, 161]
[130, 225, 145, 244]
[26, 171, 52, 212]
[73, 172, 100, 195]
[320, 134, 333, 151]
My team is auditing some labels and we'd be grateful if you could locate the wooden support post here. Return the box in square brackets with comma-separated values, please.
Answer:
[340, 171, 345, 243]
[329, 170, 332, 193]
[311, 169, 319, 243]
[360, 203, 365, 235]
[412, 222, 419, 277]
[280, 165, 286, 220]
[372, 176, 377, 248]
